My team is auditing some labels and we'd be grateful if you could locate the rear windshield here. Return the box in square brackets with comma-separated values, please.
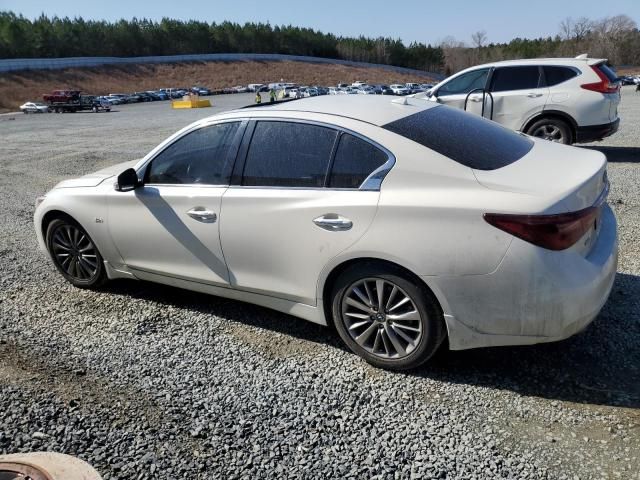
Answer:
[596, 63, 618, 83]
[382, 106, 534, 170]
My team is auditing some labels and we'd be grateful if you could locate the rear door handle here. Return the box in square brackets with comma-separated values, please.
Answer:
[187, 207, 217, 223]
[313, 214, 353, 231]
[527, 92, 543, 98]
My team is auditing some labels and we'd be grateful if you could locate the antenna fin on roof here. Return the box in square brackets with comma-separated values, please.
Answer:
[575, 53, 588, 59]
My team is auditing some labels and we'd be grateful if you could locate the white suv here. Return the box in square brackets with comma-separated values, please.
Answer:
[422, 56, 621, 144]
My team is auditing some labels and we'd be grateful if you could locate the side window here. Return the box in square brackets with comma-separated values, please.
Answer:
[543, 66, 579, 86]
[437, 68, 490, 96]
[242, 121, 337, 187]
[329, 134, 388, 188]
[490, 66, 541, 92]
[146, 122, 240, 185]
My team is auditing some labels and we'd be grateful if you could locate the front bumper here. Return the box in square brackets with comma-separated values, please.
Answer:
[576, 118, 620, 143]
[427, 205, 618, 350]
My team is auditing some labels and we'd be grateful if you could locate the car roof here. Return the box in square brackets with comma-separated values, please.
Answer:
[223, 95, 438, 126]
[469, 57, 606, 69]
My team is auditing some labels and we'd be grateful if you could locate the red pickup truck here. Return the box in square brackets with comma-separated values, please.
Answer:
[42, 90, 110, 113]
[42, 90, 81, 104]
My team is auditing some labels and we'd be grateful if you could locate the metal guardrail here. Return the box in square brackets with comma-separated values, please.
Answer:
[0, 53, 444, 79]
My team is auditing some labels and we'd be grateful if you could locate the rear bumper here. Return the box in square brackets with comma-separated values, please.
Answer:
[576, 118, 620, 143]
[428, 205, 618, 350]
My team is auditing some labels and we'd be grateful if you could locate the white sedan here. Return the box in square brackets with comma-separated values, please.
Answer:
[390, 84, 410, 95]
[34, 96, 617, 370]
[20, 102, 49, 113]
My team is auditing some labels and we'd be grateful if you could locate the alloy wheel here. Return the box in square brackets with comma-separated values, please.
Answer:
[531, 124, 564, 142]
[51, 224, 99, 281]
[341, 278, 423, 359]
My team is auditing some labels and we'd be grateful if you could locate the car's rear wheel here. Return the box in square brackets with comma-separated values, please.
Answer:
[526, 117, 573, 144]
[331, 263, 446, 370]
[46, 218, 107, 288]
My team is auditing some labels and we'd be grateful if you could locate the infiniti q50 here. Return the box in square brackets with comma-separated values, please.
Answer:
[34, 96, 617, 370]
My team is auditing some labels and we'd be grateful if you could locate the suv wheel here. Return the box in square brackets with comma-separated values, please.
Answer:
[331, 263, 446, 370]
[526, 118, 573, 144]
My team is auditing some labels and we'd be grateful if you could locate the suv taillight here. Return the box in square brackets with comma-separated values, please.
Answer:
[581, 66, 619, 94]
[483, 207, 599, 251]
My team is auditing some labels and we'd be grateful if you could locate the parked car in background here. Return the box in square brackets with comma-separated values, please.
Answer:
[357, 86, 376, 94]
[233, 86, 248, 93]
[328, 87, 340, 95]
[390, 84, 410, 95]
[420, 55, 621, 144]
[34, 95, 617, 371]
[20, 101, 50, 113]
[303, 87, 319, 97]
[191, 86, 211, 95]
[378, 85, 394, 95]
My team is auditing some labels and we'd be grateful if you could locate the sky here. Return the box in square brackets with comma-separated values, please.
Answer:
[2, 0, 639, 45]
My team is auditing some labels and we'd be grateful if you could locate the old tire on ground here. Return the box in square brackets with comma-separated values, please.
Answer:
[331, 262, 446, 370]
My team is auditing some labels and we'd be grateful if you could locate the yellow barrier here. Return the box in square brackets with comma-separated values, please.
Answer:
[171, 96, 212, 109]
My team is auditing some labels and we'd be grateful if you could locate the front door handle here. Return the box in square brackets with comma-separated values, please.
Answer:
[527, 92, 543, 98]
[313, 214, 353, 231]
[187, 207, 217, 223]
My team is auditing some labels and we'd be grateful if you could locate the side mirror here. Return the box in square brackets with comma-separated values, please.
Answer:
[115, 168, 141, 192]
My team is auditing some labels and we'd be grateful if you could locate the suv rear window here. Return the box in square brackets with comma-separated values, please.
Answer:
[543, 66, 578, 86]
[490, 66, 541, 92]
[595, 63, 618, 83]
[382, 106, 534, 170]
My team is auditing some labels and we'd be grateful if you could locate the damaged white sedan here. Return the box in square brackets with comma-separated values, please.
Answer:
[34, 96, 617, 370]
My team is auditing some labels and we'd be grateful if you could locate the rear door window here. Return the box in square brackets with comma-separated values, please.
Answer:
[242, 121, 337, 187]
[382, 106, 533, 170]
[490, 66, 541, 92]
[328, 134, 389, 188]
[542, 66, 579, 86]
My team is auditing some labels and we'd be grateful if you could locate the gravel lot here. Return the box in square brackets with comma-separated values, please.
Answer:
[1, 88, 639, 479]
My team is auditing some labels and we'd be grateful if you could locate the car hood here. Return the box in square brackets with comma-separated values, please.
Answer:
[54, 160, 140, 188]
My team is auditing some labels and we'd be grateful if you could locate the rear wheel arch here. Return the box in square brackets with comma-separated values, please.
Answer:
[321, 257, 444, 327]
[522, 111, 577, 143]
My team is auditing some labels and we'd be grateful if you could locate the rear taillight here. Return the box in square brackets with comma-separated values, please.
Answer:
[581, 66, 619, 94]
[483, 207, 599, 251]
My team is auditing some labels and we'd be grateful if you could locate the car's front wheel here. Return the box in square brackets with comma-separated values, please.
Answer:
[46, 218, 107, 288]
[331, 263, 446, 370]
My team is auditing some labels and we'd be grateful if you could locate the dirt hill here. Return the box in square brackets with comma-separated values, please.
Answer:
[0, 60, 437, 113]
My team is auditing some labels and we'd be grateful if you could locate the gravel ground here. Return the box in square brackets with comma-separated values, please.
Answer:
[1, 89, 639, 479]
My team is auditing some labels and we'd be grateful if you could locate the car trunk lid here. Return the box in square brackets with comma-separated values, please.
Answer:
[474, 139, 608, 255]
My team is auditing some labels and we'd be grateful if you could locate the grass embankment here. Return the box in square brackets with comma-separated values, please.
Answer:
[0, 60, 436, 113]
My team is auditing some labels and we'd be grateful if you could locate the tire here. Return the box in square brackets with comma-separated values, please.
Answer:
[526, 117, 573, 144]
[331, 263, 446, 370]
[92, 106, 98, 113]
[45, 218, 107, 289]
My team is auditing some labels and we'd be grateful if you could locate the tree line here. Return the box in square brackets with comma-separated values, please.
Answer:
[0, 12, 637, 75]
[442, 14, 639, 74]
[0, 12, 444, 73]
